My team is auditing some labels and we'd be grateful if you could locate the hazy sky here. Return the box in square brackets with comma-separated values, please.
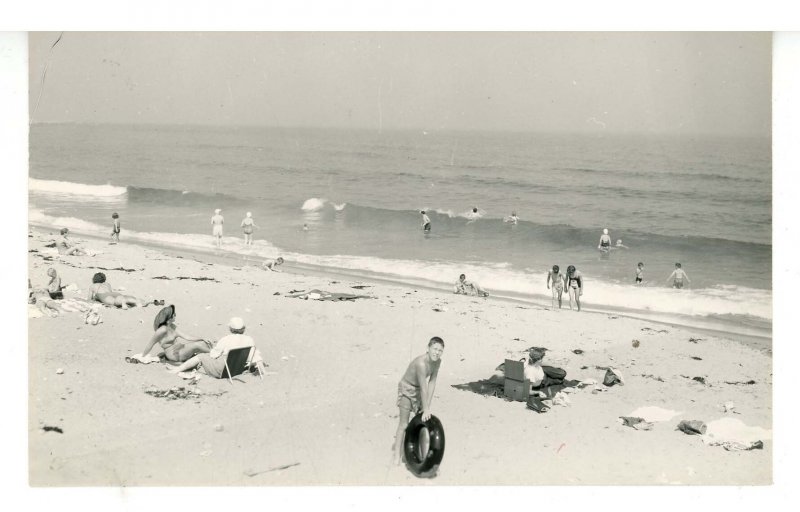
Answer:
[28, 32, 771, 136]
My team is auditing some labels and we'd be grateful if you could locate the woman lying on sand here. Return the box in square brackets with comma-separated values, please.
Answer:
[138, 305, 213, 362]
[87, 272, 160, 309]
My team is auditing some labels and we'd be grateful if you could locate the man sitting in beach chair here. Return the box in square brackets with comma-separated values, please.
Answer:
[167, 316, 265, 380]
[453, 273, 489, 297]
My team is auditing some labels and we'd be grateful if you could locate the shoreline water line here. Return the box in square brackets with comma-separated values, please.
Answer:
[28, 223, 772, 351]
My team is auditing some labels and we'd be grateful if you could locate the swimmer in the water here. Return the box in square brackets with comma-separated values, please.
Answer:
[635, 262, 644, 285]
[421, 211, 431, 232]
[504, 211, 519, 224]
[241, 212, 257, 246]
[614, 239, 629, 249]
[303, 223, 309, 232]
[666, 263, 691, 289]
[597, 228, 612, 251]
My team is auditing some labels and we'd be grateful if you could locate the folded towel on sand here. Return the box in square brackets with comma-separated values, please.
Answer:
[126, 353, 162, 364]
[627, 406, 683, 423]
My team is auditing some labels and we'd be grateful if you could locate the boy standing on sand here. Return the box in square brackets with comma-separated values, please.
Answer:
[211, 209, 224, 248]
[667, 263, 691, 289]
[546, 265, 563, 309]
[110, 213, 120, 244]
[393, 337, 444, 465]
[421, 211, 431, 232]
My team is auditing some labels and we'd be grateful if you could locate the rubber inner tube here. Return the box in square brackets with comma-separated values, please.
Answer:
[403, 413, 445, 475]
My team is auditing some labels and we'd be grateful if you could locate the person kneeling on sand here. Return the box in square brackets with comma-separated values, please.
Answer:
[454, 273, 489, 297]
[137, 305, 213, 363]
[87, 272, 159, 309]
[262, 257, 284, 272]
[167, 316, 264, 378]
[56, 228, 88, 256]
[393, 336, 444, 465]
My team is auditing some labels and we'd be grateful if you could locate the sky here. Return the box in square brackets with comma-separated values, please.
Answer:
[28, 31, 772, 136]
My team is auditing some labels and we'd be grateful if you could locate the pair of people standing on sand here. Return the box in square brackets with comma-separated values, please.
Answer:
[546, 265, 584, 311]
[211, 209, 260, 247]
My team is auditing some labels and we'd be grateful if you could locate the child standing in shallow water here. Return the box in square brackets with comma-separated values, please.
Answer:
[667, 263, 691, 289]
[635, 262, 644, 285]
[110, 213, 121, 244]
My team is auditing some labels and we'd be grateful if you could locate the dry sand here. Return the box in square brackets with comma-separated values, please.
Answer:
[27, 228, 772, 486]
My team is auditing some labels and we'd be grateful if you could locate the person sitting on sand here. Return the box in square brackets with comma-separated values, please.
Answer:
[454, 273, 489, 297]
[87, 272, 157, 309]
[564, 265, 583, 312]
[167, 316, 264, 378]
[138, 305, 212, 362]
[29, 281, 60, 317]
[56, 228, 88, 256]
[241, 212, 257, 246]
[523, 347, 566, 391]
[666, 263, 691, 289]
[393, 336, 444, 465]
[546, 265, 564, 309]
[262, 257, 284, 272]
[46, 268, 63, 300]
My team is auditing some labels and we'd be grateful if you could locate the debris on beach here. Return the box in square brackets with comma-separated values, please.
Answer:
[152, 275, 219, 282]
[351, 285, 371, 289]
[56, 368, 64, 374]
[639, 374, 665, 382]
[692, 376, 707, 385]
[144, 386, 226, 401]
[700, 417, 771, 451]
[244, 462, 300, 477]
[691, 356, 703, 360]
[432, 306, 447, 312]
[632, 340, 640, 348]
[603, 368, 625, 387]
[641, 327, 669, 334]
[41, 425, 64, 434]
[572, 349, 584, 355]
[619, 417, 654, 430]
[627, 406, 683, 423]
[724, 379, 756, 386]
[688, 337, 704, 343]
[722, 401, 738, 413]
[677, 420, 707, 435]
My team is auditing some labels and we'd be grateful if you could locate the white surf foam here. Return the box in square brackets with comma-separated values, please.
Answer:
[29, 178, 127, 198]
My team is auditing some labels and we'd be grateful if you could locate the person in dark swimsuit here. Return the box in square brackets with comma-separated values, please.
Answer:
[564, 265, 583, 312]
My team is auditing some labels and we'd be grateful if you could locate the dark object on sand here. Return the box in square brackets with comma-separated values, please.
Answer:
[688, 337, 704, 343]
[692, 376, 707, 385]
[42, 425, 64, 434]
[152, 276, 219, 282]
[526, 395, 550, 413]
[572, 349, 584, 355]
[620, 416, 654, 430]
[677, 420, 707, 435]
[44, 242, 57, 248]
[404, 413, 445, 476]
[724, 379, 757, 385]
[603, 368, 624, 387]
[350, 285, 371, 289]
[632, 339, 640, 348]
[691, 356, 703, 361]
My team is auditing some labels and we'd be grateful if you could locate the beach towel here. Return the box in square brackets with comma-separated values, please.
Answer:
[627, 406, 683, 423]
[125, 353, 163, 364]
[700, 417, 771, 450]
[287, 289, 372, 301]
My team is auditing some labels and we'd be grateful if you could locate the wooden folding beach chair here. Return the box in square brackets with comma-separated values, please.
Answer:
[221, 347, 264, 384]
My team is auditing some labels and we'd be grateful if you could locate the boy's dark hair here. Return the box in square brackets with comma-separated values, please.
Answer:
[638, 262, 644, 267]
[428, 336, 445, 348]
[60, 228, 69, 235]
[420, 210, 426, 214]
[92, 272, 106, 284]
[552, 265, 559, 272]
[112, 212, 119, 219]
[675, 263, 682, 268]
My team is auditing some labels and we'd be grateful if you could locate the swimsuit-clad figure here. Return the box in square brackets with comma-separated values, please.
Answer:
[667, 263, 691, 289]
[564, 265, 583, 312]
[392, 337, 444, 466]
[87, 272, 154, 309]
[138, 305, 212, 363]
[598, 228, 611, 251]
[546, 265, 564, 309]
[241, 212, 257, 246]
[211, 209, 224, 248]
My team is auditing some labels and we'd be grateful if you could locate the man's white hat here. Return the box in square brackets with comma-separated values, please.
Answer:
[246, 212, 252, 217]
[229, 317, 245, 330]
[603, 228, 608, 234]
[215, 208, 221, 214]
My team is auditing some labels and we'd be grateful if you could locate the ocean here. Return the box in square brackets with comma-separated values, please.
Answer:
[28, 123, 772, 339]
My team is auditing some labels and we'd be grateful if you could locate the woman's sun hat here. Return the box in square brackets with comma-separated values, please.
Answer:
[215, 208, 221, 214]
[228, 317, 245, 330]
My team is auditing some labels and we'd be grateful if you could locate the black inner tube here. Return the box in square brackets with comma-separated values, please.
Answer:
[403, 413, 445, 475]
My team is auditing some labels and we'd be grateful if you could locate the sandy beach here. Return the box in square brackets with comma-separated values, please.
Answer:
[27, 227, 772, 486]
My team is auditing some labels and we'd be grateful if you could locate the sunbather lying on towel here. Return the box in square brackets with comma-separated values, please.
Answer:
[454, 274, 489, 297]
[87, 272, 161, 309]
[167, 316, 264, 378]
[138, 305, 213, 362]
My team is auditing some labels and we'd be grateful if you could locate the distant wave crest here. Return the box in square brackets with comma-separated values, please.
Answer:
[29, 178, 127, 197]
